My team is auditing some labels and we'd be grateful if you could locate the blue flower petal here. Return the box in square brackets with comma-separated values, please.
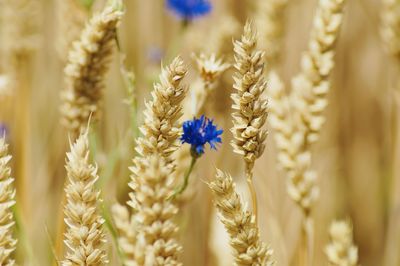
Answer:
[166, 0, 212, 20]
[181, 115, 223, 157]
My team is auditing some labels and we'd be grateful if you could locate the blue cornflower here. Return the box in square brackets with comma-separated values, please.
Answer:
[181, 115, 223, 157]
[166, 0, 212, 21]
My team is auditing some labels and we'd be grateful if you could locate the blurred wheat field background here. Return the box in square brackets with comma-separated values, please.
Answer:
[0, 0, 398, 265]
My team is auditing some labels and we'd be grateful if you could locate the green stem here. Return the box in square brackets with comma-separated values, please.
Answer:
[169, 157, 197, 200]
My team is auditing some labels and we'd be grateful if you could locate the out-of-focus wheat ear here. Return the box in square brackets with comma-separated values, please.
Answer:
[60, 3, 123, 138]
[0, 0, 40, 65]
[231, 21, 269, 222]
[381, 0, 400, 59]
[55, 0, 88, 62]
[268, 71, 320, 213]
[0, 137, 17, 265]
[111, 203, 144, 266]
[255, 0, 289, 68]
[62, 129, 108, 265]
[129, 155, 182, 265]
[325, 220, 358, 266]
[134, 56, 188, 161]
[209, 169, 274, 266]
[291, 0, 346, 145]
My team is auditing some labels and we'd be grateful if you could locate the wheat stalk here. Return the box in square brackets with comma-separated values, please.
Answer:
[0, 137, 17, 265]
[129, 155, 182, 265]
[325, 220, 358, 266]
[62, 130, 108, 265]
[134, 56, 188, 161]
[60, 3, 123, 138]
[209, 169, 273, 266]
[231, 21, 268, 222]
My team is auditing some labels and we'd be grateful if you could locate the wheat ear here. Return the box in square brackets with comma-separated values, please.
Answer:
[111, 203, 144, 265]
[269, 0, 346, 214]
[209, 169, 273, 266]
[135, 56, 188, 161]
[129, 155, 182, 265]
[0, 0, 40, 61]
[0, 137, 17, 265]
[231, 21, 268, 222]
[60, 4, 123, 138]
[291, 0, 346, 145]
[268, 72, 319, 213]
[62, 130, 108, 265]
[325, 220, 358, 266]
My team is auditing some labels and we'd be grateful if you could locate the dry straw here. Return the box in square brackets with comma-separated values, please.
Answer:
[60, 3, 123, 138]
[0, 137, 17, 265]
[128, 155, 182, 265]
[325, 220, 358, 266]
[62, 130, 108, 265]
[209, 169, 273, 266]
[134, 56, 187, 161]
[231, 21, 268, 222]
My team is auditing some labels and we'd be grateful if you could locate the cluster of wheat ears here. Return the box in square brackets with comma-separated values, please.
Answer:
[0, 0, 399, 265]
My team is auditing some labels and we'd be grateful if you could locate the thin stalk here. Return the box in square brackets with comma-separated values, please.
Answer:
[245, 165, 258, 226]
[300, 212, 314, 266]
[169, 157, 197, 200]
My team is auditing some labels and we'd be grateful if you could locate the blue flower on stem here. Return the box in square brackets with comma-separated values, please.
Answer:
[166, 0, 212, 21]
[181, 115, 223, 158]
[169, 115, 223, 200]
